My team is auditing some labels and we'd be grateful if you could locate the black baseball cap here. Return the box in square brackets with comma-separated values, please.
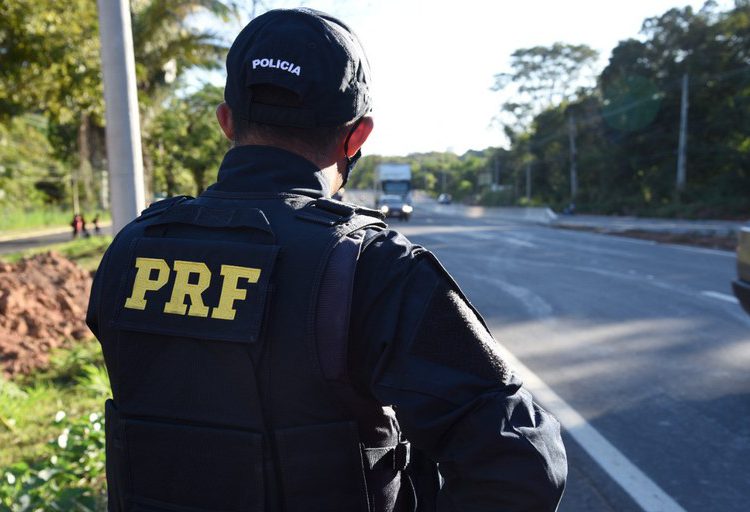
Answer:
[224, 8, 372, 128]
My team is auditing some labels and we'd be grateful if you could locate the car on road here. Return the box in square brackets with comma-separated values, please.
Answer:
[733, 224, 750, 315]
[437, 193, 452, 204]
[378, 194, 413, 221]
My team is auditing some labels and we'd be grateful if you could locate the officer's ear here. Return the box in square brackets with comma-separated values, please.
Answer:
[342, 116, 374, 158]
[216, 102, 235, 142]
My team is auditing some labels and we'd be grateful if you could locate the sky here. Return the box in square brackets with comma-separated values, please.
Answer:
[194, 0, 733, 156]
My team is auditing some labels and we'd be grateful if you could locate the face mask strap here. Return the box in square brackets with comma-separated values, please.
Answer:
[342, 118, 364, 188]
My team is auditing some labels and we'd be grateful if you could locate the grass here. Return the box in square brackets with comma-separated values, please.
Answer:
[0, 340, 108, 469]
[0, 235, 112, 272]
[0, 208, 110, 234]
[0, 340, 109, 510]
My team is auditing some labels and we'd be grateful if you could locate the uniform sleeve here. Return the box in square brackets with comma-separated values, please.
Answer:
[349, 230, 567, 511]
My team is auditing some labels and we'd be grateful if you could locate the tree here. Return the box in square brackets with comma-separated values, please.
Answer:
[0, 115, 69, 209]
[597, 1, 750, 212]
[0, 0, 239, 210]
[130, 0, 239, 198]
[492, 43, 599, 137]
[147, 84, 229, 196]
[494, 1, 750, 216]
[0, 0, 103, 212]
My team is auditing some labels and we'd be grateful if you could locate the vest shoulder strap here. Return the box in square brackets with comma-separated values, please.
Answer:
[135, 195, 193, 223]
[295, 197, 386, 228]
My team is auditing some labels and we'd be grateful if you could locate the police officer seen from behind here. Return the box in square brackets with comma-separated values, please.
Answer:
[87, 8, 567, 512]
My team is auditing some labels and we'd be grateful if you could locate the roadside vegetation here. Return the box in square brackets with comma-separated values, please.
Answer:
[0, 237, 111, 510]
[0, 0, 236, 230]
[0, 341, 109, 510]
[0, 208, 72, 235]
[349, 2, 750, 218]
[3, 2, 748, 225]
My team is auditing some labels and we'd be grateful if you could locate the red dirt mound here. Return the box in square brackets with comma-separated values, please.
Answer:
[0, 252, 92, 377]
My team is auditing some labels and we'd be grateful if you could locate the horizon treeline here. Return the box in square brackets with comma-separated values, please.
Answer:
[1, 1, 748, 220]
[353, 1, 750, 218]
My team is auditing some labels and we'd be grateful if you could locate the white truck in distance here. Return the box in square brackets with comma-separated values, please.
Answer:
[374, 164, 413, 221]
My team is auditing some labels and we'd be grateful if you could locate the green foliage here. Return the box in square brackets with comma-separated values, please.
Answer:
[132, 1, 237, 198]
[132, 0, 236, 101]
[1, 0, 237, 210]
[0, 208, 74, 233]
[0, 408, 107, 511]
[0, 0, 103, 125]
[493, 42, 599, 136]
[0, 341, 109, 509]
[0, 115, 70, 210]
[479, 189, 516, 207]
[491, 1, 750, 217]
[0, 340, 109, 480]
[148, 84, 230, 196]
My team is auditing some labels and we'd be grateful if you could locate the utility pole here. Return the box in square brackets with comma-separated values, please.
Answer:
[525, 162, 532, 200]
[493, 157, 500, 189]
[568, 114, 578, 200]
[97, 0, 146, 233]
[676, 73, 689, 195]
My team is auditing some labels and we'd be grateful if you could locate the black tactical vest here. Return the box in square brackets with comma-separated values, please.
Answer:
[100, 193, 414, 512]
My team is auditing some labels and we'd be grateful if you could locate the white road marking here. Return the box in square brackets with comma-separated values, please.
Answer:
[667, 245, 735, 258]
[463, 232, 496, 241]
[503, 237, 538, 249]
[495, 344, 687, 512]
[701, 291, 739, 304]
[454, 230, 540, 248]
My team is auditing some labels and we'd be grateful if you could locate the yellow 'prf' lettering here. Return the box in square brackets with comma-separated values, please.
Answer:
[124, 258, 170, 310]
[212, 265, 262, 320]
[163, 260, 211, 317]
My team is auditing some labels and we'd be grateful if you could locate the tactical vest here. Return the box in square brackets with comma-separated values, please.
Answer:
[101, 193, 415, 512]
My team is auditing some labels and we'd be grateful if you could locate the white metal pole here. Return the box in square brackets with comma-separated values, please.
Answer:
[525, 162, 531, 200]
[676, 73, 689, 193]
[568, 114, 578, 200]
[97, 0, 145, 233]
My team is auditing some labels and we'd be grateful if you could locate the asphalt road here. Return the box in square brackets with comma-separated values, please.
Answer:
[384, 198, 749, 512]
[3, 198, 747, 510]
[0, 227, 113, 255]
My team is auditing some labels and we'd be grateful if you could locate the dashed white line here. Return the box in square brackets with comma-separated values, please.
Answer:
[495, 344, 687, 512]
[701, 290, 739, 304]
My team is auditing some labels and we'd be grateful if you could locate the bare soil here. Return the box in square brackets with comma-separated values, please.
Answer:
[0, 252, 92, 377]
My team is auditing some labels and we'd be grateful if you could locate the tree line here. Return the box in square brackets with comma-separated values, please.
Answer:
[356, 1, 750, 218]
[0, 0, 237, 216]
[1, 1, 748, 219]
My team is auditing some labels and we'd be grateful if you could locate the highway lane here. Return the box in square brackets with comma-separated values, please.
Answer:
[0, 226, 113, 255]
[0, 231, 79, 255]
[393, 201, 749, 511]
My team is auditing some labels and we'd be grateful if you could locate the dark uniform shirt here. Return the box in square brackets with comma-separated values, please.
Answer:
[88, 145, 567, 511]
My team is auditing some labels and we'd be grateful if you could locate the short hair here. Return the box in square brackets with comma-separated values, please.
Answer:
[232, 85, 351, 161]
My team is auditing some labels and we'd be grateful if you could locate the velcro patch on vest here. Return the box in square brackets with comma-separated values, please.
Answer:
[113, 237, 279, 343]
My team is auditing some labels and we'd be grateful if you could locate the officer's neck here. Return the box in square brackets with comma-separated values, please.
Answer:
[235, 141, 343, 196]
